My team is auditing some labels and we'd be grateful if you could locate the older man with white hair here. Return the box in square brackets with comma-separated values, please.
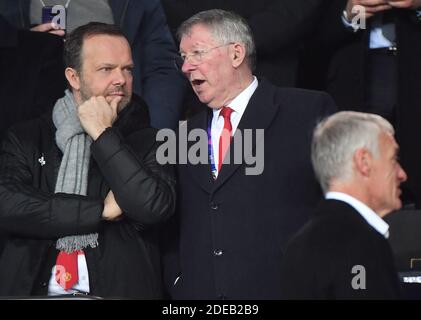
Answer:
[280, 111, 406, 299]
[164, 9, 336, 299]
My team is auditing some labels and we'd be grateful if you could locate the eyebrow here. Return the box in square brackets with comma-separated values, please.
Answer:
[179, 42, 209, 54]
[98, 63, 116, 68]
[97, 63, 134, 68]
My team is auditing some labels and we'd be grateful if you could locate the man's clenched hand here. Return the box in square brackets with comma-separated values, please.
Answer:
[102, 190, 123, 221]
[78, 96, 122, 140]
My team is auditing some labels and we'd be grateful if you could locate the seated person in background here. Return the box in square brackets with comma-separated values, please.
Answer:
[0, 14, 65, 142]
[0, 22, 175, 298]
[280, 111, 406, 299]
[297, 0, 421, 207]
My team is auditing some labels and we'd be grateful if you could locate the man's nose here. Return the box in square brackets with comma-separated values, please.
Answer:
[398, 164, 408, 182]
[113, 68, 127, 86]
[181, 59, 196, 75]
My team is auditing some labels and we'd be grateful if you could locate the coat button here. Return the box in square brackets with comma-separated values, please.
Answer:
[210, 202, 219, 210]
[41, 282, 47, 287]
[214, 249, 223, 256]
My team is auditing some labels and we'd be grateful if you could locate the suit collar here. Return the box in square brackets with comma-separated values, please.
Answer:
[212, 76, 258, 122]
[325, 192, 389, 238]
[185, 78, 280, 194]
[183, 108, 214, 194]
[317, 199, 390, 238]
[213, 78, 279, 190]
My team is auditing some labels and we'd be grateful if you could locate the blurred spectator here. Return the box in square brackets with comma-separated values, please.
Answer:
[297, 0, 421, 206]
[0, 0, 186, 129]
[0, 15, 65, 141]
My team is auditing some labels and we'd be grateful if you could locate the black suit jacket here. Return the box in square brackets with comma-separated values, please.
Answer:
[280, 199, 401, 299]
[164, 78, 336, 299]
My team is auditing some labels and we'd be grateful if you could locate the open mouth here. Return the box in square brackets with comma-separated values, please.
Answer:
[191, 79, 205, 87]
[108, 92, 125, 96]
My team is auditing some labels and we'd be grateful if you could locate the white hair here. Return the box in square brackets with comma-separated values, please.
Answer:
[177, 9, 256, 71]
[311, 111, 394, 193]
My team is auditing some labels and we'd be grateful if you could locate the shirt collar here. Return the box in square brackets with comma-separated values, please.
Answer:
[325, 192, 390, 238]
[213, 76, 258, 118]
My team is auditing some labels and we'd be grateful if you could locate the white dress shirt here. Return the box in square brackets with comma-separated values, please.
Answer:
[325, 191, 390, 238]
[341, 14, 395, 48]
[211, 76, 258, 177]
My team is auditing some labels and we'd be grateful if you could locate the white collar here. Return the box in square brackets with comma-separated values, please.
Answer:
[213, 76, 258, 119]
[325, 192, 390, 238]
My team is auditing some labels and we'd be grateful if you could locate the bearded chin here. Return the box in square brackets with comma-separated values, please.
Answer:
[116, 97, 130, 113]
[79, 85, 93, 104]
[79, 80, 131, 112]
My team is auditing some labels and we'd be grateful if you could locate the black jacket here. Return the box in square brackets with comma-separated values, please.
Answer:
[0, 95, 176, 298]
[280, 199, 401, 299]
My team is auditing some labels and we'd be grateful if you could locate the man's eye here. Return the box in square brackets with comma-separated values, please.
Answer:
[100, 67, 112, 72]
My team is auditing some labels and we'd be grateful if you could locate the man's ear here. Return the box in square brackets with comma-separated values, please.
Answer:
[230, 43, 246, 68]
[65, 67, 81, 91]
[353, 148, 372, 177]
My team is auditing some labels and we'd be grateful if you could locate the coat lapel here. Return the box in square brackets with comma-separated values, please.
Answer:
[184, 109, 214, 194]
[109, 0, 141, 45]
[212, 79, 280, 191]
[20, 0, 31, 29]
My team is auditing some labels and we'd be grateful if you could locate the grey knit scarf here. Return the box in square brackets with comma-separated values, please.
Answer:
[52, 90, 98, 253]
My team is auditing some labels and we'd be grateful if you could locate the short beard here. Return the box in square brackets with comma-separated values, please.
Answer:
[79, 75, 131, 112]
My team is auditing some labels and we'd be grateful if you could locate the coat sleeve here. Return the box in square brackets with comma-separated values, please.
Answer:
[135, 0, 187, 129]
[0, 130, 103, 239]
[90, 127, 176, 229]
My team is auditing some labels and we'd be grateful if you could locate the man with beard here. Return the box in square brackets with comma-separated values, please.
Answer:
[0, 22, 176, 298]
